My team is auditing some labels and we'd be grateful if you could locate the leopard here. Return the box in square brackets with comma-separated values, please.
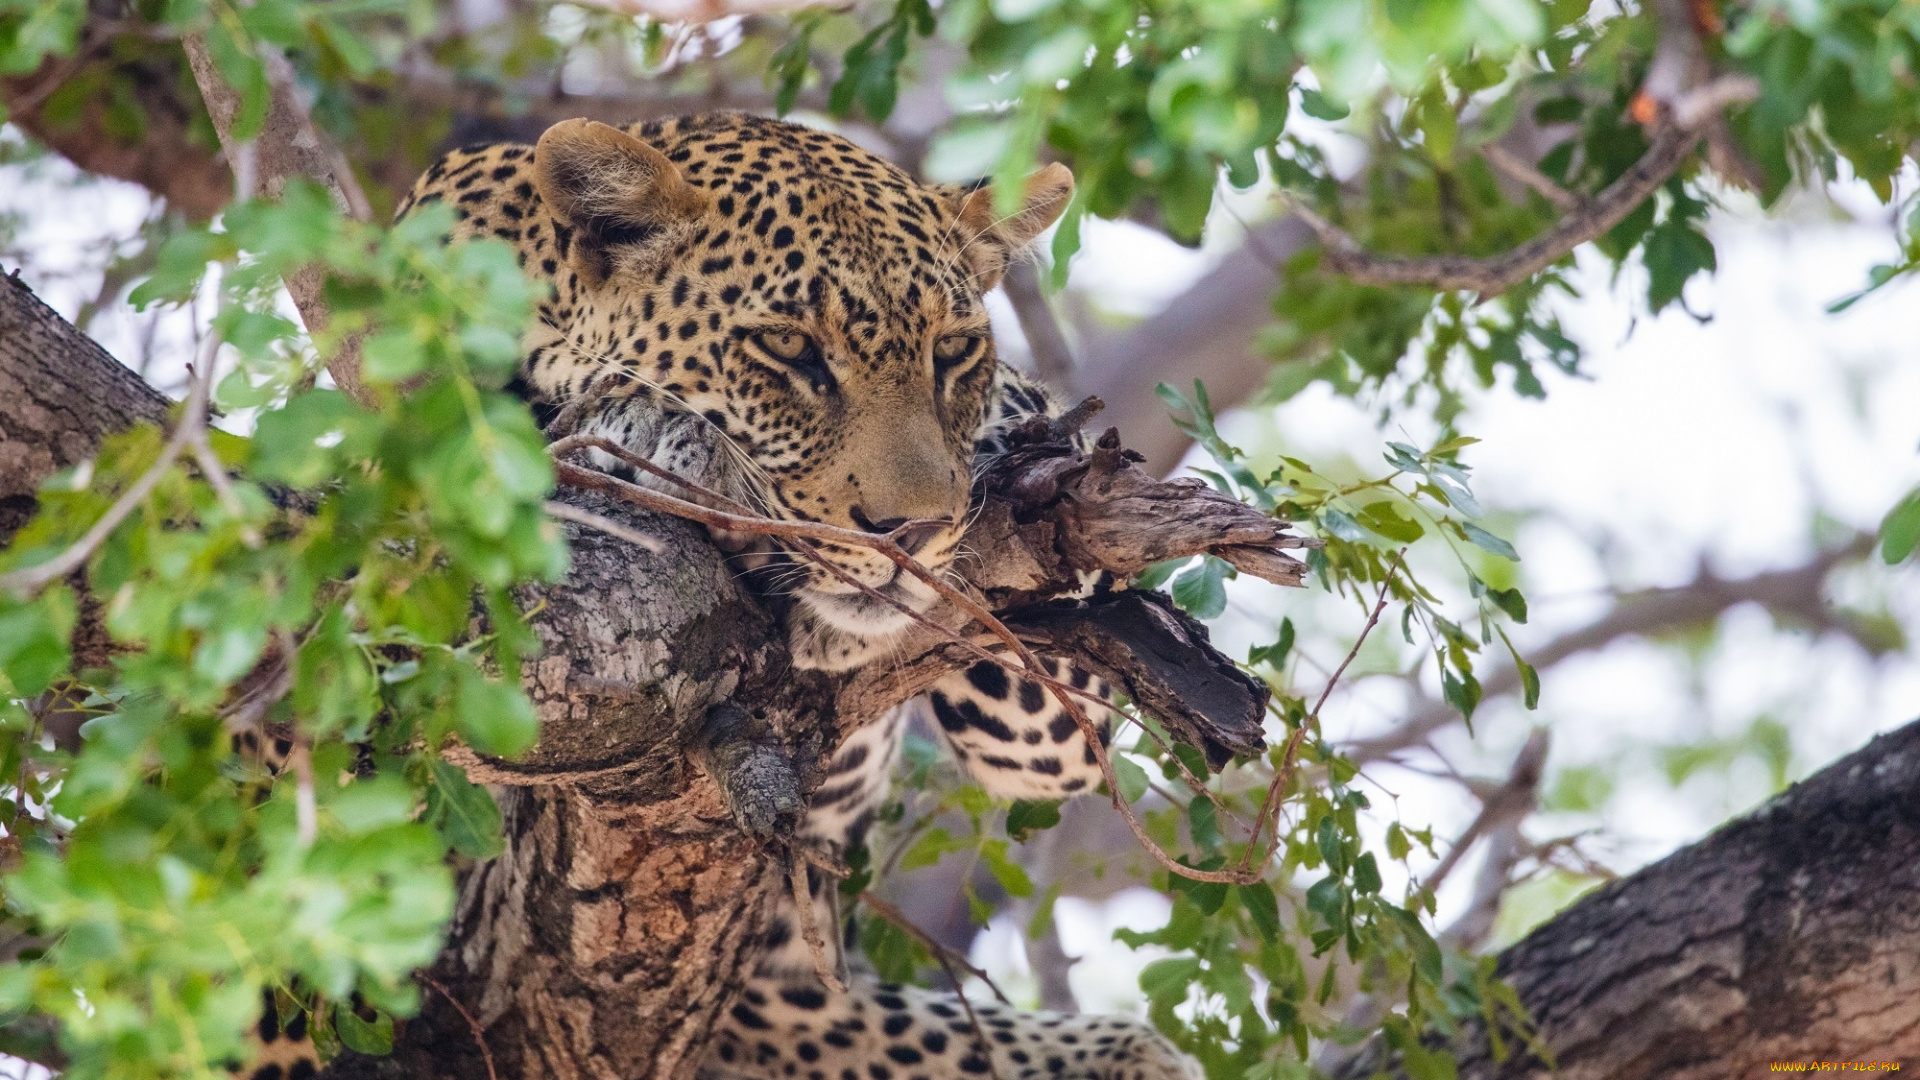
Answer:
[241, 112, 1198, 1080]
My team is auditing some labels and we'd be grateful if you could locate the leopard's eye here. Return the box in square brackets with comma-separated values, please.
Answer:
[933, 334, 982, 371]
[757, 331, 810, 361]
[751, 331, 832, 389]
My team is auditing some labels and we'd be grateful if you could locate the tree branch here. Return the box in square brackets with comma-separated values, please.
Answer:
[1336, 718, 1920, 1078]
[1437, 728, 1551, 953]
[1288, 124, 1703, 298]
[181, 35, 376, 406]
[1341, 538, 1875, 765]
[1001, 261, 1077, 391]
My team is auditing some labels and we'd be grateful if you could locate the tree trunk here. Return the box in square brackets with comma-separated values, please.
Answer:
[0, 263, 1297, 1080]
[1340, 719, 1920, 1078]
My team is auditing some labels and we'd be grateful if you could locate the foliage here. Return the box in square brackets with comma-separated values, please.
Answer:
[0, 0, 1914, 1076]
[768, 0, 1920, 420]
[847, 383, 1537, 1075]
[0, 185, 560, 1077]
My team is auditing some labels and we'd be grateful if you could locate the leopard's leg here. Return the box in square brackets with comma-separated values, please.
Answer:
[928, 657, 1115, 801]
[702, 694, 1196, 1080]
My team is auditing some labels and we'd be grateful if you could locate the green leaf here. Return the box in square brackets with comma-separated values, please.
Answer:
[1881, 487, 1920, 564]
[1358, 501, 1425, 543]
[1642, 218, 1717, 314]
[1237, 882, 1281, 943]
[335, 1007, 394, 1055]
[1187, 796, 1221, 851]
[1006, 799, 1062, 842]
[1139, 956, 1201, 1002]
[428, 760, 505, 859]
[328, 776, 417, 834]
[900, 826, 959, 871]
[1486, 585, 1528, 624]
[1112, 756, 1150, 804]
[981, 839, 1034, 898]
[1460, 520, 1519, 561]
[1496, 627, 1540, 710]
[1249, 617, 1295, 669]
[251, 391, 362, 488]
[1352, 852, 1382, 894]
[1386, 823, 1411, 861]
[1134, 558, 1188, 591]
[1299, 87, 1350, 120]
[455, 666, 539, 757]
[1027, 885, 1059, 940]
[1441, 665, 1482, 725]
[0, 590, 74, 698]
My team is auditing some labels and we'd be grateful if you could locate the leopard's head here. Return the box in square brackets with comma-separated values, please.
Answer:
[525, 115, 1071, 647]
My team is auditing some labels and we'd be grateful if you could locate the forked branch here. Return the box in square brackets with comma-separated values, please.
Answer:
[1291, 46, 1759, 300]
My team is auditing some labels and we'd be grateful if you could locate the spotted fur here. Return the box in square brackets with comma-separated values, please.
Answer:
[383, 113, 1197, 1079]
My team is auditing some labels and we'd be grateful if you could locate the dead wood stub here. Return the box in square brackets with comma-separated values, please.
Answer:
[977, 423, 1313, 602]
[1003, 592, 1268, 767]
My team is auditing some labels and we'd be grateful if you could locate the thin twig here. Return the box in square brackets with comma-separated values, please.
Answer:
[183, 356, 262, 549]
[0, 333, 221, 597]
[542, 500, 666, 553]
[859, 891, 1010, 1006]
[1479, 145, 1583, 211]
[1419, 728, 1549, 903]
[1240, 553, 1403, 875]
[420, 974, 499, 1080]
[790, 858, 849, 994]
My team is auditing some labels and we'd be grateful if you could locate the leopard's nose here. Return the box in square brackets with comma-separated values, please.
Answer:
[850, 508, 951, 555]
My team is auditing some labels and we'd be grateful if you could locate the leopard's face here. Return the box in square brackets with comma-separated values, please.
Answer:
[406, 115, 1071, 638]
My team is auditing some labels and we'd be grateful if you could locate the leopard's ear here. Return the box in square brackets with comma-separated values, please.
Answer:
[937, 163, 1074, 291]
[534, 119, 709, 283]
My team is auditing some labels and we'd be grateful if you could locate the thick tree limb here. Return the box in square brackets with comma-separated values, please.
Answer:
[0, 273, 168, 540]
[1336, 718, 1920, 1078]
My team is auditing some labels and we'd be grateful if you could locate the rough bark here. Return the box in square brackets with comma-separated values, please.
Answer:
[0, 272, 168, 539]
[321, 500, 830, 1080]
[0, 247, 1297, 1080]
[1339, 718, 1920, 1079]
